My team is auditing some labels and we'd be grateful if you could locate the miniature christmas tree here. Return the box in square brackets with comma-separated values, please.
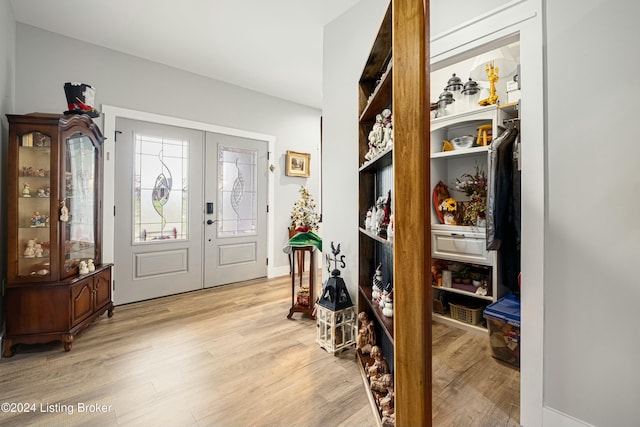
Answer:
[290, 186, 319, 232]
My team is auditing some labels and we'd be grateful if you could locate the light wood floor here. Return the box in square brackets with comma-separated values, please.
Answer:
[0, 274, 519, 427]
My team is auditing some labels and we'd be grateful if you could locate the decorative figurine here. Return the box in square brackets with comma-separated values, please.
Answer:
[372, 263, 384, 302]
[24, 239, 37, 258]
[387, 213, 394, 240]
[22, 182, 31, 197]
[78, 261, 89, 275]
[479, 61, 500, 106]
[366, 345, 389, 379]
[60, 199, 69, 222]
[381, 109, 393, 148]
[357, 311, 376, 355]
[370, 372, 393, 393]
[365, 208, 372, 230]
[34, 243, 43, 258]
[37, 188, 46, 197]
[87, 259, 95, 272]
[374, 196, 387, 234]
[382, 292, 394, 318]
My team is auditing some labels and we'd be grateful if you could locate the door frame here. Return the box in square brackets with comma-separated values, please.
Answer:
[101, 105, 276, 300]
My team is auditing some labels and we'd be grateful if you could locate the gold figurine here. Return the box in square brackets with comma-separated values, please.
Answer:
[479, 61, 499, 106]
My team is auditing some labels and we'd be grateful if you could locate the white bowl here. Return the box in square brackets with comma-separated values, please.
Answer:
[451, 135, 474, 149]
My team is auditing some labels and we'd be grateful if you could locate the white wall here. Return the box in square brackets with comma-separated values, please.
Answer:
[14, 23, 321, 275]
[544, 1, 640, 426]
[322, 0, 390, 299]
[0, 0, 16, 333]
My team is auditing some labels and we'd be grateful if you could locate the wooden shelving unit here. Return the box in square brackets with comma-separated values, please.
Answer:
[355, 1, 430, 426]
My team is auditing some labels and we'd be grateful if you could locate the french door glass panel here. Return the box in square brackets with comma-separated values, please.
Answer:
[134, 134, 189, 243]
[217, 145, 257, 237]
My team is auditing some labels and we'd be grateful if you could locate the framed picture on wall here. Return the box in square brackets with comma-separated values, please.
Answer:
[286, 150, 310, 177]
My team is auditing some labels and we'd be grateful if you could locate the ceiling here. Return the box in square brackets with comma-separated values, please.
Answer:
[10, 0, 362, 109]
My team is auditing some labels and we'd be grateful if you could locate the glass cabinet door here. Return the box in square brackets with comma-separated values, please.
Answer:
[61, 133, 98, 276]
[17, 131, 53, 278]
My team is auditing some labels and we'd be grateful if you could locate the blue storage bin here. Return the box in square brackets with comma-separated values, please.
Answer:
[483, 293, 520, 368]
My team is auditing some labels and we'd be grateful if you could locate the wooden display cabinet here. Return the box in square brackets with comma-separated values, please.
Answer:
[3, 113, 113, 357]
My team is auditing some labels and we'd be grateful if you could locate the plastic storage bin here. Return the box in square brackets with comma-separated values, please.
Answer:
[483, 293, 520, 368]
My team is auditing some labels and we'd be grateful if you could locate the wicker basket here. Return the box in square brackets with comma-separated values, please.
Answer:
[449, 302, 484, 325]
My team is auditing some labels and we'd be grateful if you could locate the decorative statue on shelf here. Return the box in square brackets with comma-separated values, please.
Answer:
[371, 372, 393, 393]
[79, 261, 89, 275]
[22, 182, 31, 197]
[381, 108, 393, 149]
[24, 239, 37, 258]
[59, 199, 69, 222]
[479, 61, 500, 106]
[371, 263, 384, 302]
[374, 195, 387, 234]
[382, 291, 394, 318]
[365, 208, 373, 230]
[380, 387, 395, 424]
[87, 259, 95, 272]
[366, 345, 390, 379]
[34, 243, 44, 258]
[364, 114, 384, 161]
[357, 311, 376, 355]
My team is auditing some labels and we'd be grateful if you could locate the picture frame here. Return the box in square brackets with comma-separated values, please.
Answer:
[285, 150, 310, 177]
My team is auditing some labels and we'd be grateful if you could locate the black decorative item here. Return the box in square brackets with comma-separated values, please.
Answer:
[319, 242, 353, 311]
[316, 242, 357, 355]
[63, 82, 100, 118]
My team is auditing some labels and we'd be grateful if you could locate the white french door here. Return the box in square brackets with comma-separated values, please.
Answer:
[113, 118, 268, 304]
[203, 132, 268, 287]
[114, 118, 204, 304]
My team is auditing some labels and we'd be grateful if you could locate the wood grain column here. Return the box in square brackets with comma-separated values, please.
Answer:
[392, 0, 431, 426]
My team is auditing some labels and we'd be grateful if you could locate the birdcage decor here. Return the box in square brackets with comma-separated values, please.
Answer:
[316, 242, 357, 355]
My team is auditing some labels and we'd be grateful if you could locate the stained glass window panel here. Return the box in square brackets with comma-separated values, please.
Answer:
[134, 134, 189, 243]
[217, 146, 257, 237]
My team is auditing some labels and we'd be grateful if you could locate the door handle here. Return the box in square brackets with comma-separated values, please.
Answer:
[207, 219, 217, 225]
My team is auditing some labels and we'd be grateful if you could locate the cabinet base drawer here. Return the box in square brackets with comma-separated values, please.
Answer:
[432, 229, 492, 265]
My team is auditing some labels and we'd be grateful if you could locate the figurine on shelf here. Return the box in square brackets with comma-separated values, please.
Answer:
[365, 208, 373, 230]
[34, 243, 44, 258]
[357, 311, 376, 355]
[87, 259, 95, 272]
[381, 412, 396, 427]
[37, 188, 46, 197]
[371, 263, 384, 302]
[374, 195, 387, 234]
[381, 108, 393, 149]
[479, 61, 500, 106]
[366, 345, 389, 379]
[364, 113, 385, 161]
[387, 213, 394, 240]
[382, 291, 394, 318]
[30, 211, 47, 227]
[370, 372, 393, 393]
[78, 261, 89, 275]
[60, 199, 69, 222]
[380, 387, 395, 419]
[22, 182, 31, 197]
[24, 239, 37, 258]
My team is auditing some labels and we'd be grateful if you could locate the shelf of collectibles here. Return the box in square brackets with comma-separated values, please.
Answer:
[356, 3, 395, 426]
[430, 77, 519, 333]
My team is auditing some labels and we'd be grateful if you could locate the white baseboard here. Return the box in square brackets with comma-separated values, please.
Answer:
[268, 265, 290, 278]
[543, 407, 594, 427]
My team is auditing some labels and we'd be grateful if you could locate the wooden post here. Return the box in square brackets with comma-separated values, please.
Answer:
[392, 0, 431, 425]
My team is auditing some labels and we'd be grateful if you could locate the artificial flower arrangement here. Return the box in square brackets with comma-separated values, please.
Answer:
[453, 164, 487, 226]
[438, 197, 458, 225]
[290, 185, 319, 232]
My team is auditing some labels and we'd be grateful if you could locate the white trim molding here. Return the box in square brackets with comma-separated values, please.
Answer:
[543, 407, 595, 427]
